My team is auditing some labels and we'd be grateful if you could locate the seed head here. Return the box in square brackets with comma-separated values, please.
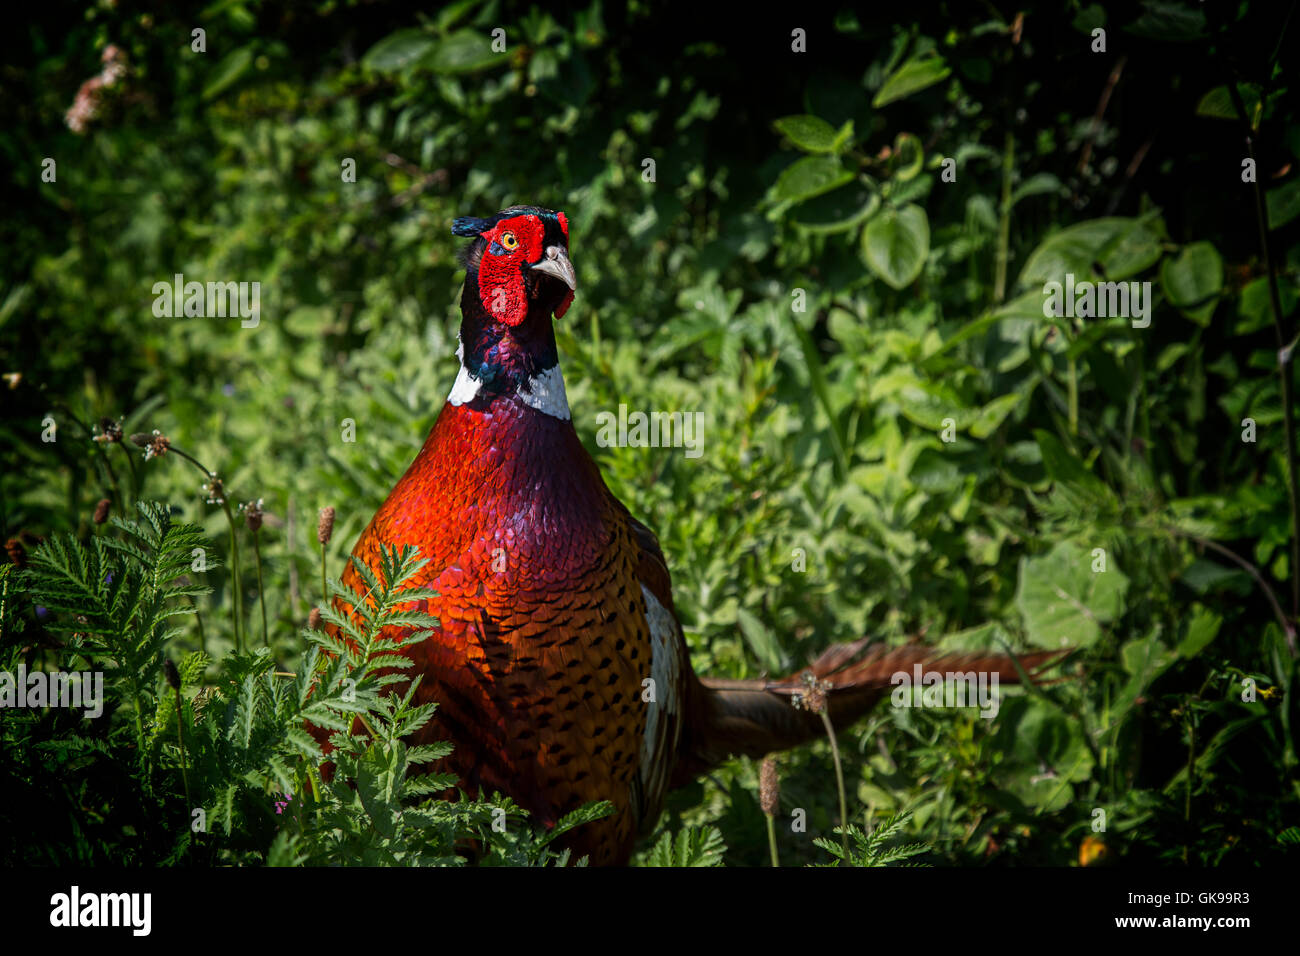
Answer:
[244, 498, 265, 532]
[202, 474, 226, 505]
[131, 429, 170, 461]
[792, 672, 832, 715]
[759, 755, 780, 816]
[307, 607, 323, 631]
[93, 417, 123, 444]
[163, 658, 181, 691]
[93, 498, 111, 524]
[317, 506, 335, 546]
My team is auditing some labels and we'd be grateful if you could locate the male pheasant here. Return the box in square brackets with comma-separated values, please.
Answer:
[326, 205, 1061, 865]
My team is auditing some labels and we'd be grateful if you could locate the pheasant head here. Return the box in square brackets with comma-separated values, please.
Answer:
[448, 206, 576, 419]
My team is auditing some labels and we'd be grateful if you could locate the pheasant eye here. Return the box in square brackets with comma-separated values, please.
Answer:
[499, 232, 518, 250]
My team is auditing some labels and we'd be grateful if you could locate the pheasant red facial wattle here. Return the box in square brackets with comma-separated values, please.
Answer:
[317, 204, 1065, 865]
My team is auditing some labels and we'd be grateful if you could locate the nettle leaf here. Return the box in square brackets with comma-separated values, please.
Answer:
[773, 115, 841, 153]
[861, 204, 930, 289]
[1015, 541, 1129, 648]
[1160, 241, 1223, 325]
[773, 155, 854, 203]
[873, 55, 951, 107]
[362, 29, 436, 73]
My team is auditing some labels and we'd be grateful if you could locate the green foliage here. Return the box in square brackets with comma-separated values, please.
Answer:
[639, 825, 727, 867]
[5, 518, 611, 865]
[3, 0, 1300, 867]
[812, 811, 929, 867]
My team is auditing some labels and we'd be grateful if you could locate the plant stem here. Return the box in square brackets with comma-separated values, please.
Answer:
[321, 542, 328, 610]
[1167, 528, 1294, 651]
[1228, 81, 1300, 652]
[116, 441, 140, 501]
[765, 814, 780, 867]
[1067, 355, 1079, 436]
[819, 710, 851, 864]
[188, 593, 207, 656]
[165, 445, 245, 653]
[220, 498, 243, 653]
[253, 529, 269, 647]
[174, 683, 192, 809]
[994, 130, 1014, 304]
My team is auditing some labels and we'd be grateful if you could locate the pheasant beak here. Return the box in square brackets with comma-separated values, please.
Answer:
[528, 246, 576, 291]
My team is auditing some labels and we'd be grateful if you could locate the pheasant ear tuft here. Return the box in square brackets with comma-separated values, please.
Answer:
[452, 216, 492, 237]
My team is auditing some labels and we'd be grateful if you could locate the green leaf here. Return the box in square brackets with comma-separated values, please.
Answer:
[1015, 541, 1129, 649]
[791, 184, 880, 233]
[1196, 84, 1261, 123]
[202, 47, 254, 101]
[1019, 216, 1162, 287]
[892, 133, 924, 182]
[1175, 604, 1223, 658]
[1160, 241, 1223, 325]
[362, 29, 436, 73]
[1125, 1, 1206, 42]
[772, 155, 854, 203]
[969, 393, 1023, 439]
[1266, 178, 1300, 231]
[1034, 429, 1107, 496]
[773, 115, 840, 153]
[873, 55, 951, 107]
[1011, 173, 1064, 207]
[642, 826, 726, 866]
[422, 30, 509, 74]
[737, 607, 787, 673]
[861, 204, 930, 289]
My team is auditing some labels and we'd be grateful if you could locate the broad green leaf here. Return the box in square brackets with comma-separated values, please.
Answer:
[873, 55, 951, 107]
[1015, 541, 1129, 648]
[362, 29, 436, 73]
[1125, 1, 1206, 42]
[1238, 276, 1299, 334]
[423, 30, 508, 74]
[773, 115, 839, 153]
[791, 184, 879, 233]
[1160, 241, 1222, 325]
[1196, 84, 1261, 123]
[773, 155, 854, 203]
[1266, 178, 1300, 231]
[1019, 216, 1162, 287]
[862, 204, 930, 289]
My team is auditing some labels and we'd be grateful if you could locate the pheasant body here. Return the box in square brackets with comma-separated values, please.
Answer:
[323, 205, 1062, 864]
